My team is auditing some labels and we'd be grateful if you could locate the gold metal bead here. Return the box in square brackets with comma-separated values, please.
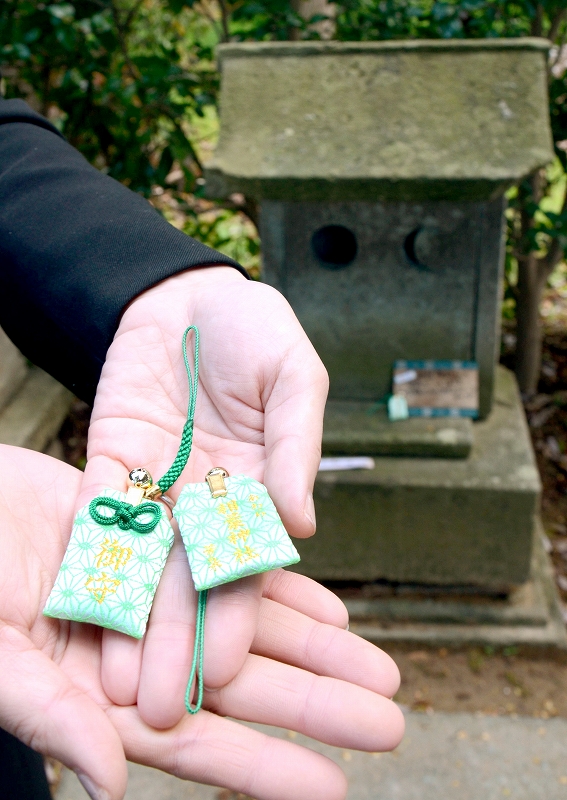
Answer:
[129, 467, 153, 488]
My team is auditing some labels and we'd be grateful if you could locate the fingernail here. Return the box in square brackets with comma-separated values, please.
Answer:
[77, 773, 110, 800]
[304, 492, 316, 533]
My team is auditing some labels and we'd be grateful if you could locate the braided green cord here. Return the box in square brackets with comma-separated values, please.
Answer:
[185, 589, 208, 714]
[85, 326, 206, 711]
[152, 326, 207, 714]
[156, 325, 200, 494]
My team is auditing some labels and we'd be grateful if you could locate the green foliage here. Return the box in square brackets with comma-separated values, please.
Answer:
[335, 0, 533, 41]
[0, 0, 290, 266]
[228, 0, 308, 41]
[1, 1, 218, 195]
[182, 208, 261, 276]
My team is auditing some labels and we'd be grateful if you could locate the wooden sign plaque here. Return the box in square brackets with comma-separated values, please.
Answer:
[393, 360, 479, 418]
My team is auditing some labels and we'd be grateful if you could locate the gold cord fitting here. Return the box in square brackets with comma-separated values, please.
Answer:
[206, 467, 229, 498]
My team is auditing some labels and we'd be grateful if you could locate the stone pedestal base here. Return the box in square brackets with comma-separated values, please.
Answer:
[347, 529, 567, 650]
[295, 366, 540, 589]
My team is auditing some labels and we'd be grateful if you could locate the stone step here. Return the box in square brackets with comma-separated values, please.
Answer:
[323, 399, 474, 458]
[0, 365, 73, 451]
[0, 329, 27, 411]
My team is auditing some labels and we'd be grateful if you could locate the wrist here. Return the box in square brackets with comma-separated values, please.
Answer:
[119, 264, 246, 327]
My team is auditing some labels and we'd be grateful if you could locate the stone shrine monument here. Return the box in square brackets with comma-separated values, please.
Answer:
[207, 39, 565, 644]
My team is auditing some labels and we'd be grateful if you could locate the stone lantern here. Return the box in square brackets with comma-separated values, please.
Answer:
[207, 39, 564, 643]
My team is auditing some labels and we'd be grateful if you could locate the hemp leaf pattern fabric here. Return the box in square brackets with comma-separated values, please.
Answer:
[174, 475, 300, 591]
[43, 489, 173, 638]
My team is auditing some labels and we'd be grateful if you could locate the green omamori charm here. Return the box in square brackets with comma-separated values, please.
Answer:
[43, 489, 173, 638]
[174, 476, 300, 591]
[175, 471, 300, 714]
[43, 325, 200, 641]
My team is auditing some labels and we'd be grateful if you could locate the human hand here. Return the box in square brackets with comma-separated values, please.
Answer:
[0, 446, 404, 800]
[79, 266, 330, 727]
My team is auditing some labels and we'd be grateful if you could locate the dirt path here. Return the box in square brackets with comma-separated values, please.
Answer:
[388, 644, 567, 718]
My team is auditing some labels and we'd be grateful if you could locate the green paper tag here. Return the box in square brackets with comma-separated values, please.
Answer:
[43, 489, 174, 638]
[174, 475, 300, 591]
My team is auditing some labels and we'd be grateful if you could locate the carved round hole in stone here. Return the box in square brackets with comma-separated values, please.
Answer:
[311, 225, 357, 269]
[403, 226, 432, 270]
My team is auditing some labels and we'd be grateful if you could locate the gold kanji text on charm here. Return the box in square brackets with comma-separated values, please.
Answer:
[95, 537, 133, 571]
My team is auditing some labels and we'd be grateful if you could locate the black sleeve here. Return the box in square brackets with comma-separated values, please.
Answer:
[0, 98, 246, 403]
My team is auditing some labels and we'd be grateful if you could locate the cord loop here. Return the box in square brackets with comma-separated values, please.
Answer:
[89, 497, 161, 534]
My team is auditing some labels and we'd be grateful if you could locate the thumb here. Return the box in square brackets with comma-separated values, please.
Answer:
[263, 345, 329, 539]
[0, 623, 128, 800]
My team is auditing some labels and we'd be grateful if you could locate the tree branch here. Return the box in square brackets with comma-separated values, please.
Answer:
[154, 103, 205, 173]
[193, 0, 224, 44]
[110, 0, 141, 83]
[124, 0, 146, 32]
[218, 0, 231, 42]
[549, 7, 567, 45]
[531, 3, 544, 37]
[539, 237, 564, 281]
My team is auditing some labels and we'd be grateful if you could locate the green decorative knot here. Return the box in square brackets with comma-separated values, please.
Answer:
[89, 497, 161, 534]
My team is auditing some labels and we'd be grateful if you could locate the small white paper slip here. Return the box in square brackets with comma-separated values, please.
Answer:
[319, 457, 376, 471]
[393, 369, 417, 385]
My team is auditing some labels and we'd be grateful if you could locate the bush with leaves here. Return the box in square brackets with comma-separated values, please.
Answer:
[1, 0, 262, 270]
[1, 1, 219, 193]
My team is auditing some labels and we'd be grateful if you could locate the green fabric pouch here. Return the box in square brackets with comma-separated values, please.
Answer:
[43, 488, 174, 638]
[174, 473, 300, 591]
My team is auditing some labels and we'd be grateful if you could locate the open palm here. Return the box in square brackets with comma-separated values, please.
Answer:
[0, 445, 404, 800]
[79, 266, 330, 727]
